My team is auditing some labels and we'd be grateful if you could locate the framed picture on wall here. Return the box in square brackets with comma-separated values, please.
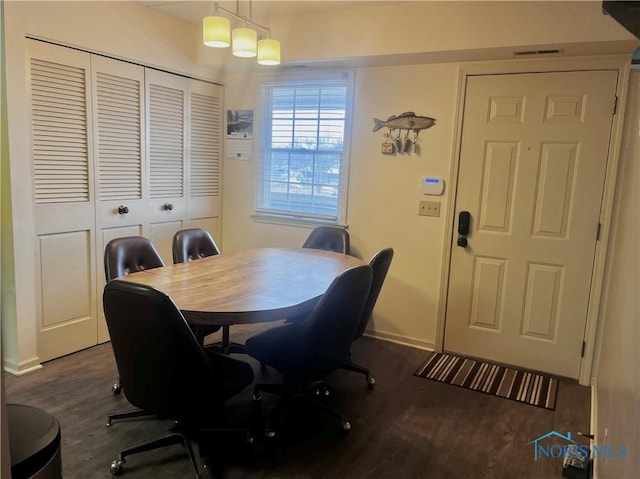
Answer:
[226, 109, 253, 138]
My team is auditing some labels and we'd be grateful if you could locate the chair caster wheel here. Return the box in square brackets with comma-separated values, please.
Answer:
[252, 393, 262, 402]
[246, 434, 255, 445]
[366, 376, 376, 389]
[314, 385, 330, 397]
[112, 383, 122, 394]
[340, 421, 351, 433]
[110, 459, 124, 475]
[265, 430, 276, 439]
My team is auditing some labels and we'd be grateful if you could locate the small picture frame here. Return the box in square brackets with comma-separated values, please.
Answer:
[381, 140, 395, 155]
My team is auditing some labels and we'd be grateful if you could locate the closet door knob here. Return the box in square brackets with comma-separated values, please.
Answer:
[117, 205, 129, 215]
[163, 203, 174, 211]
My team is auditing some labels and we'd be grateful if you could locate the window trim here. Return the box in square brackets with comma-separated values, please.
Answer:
[253, 70, 354, 226]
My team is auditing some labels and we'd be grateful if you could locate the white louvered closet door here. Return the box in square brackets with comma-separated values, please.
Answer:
[91, 56, 147, 343]
[28, 40, 224, 356]
[186, 79, 223, 239]
[144, 69, 188, 263]
[28, 40, 99, 362]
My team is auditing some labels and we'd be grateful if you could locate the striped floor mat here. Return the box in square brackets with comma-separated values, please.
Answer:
[414, 352, 559, 410]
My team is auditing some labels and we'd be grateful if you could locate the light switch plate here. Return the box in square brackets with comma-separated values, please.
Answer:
[419, 200, 440, 217]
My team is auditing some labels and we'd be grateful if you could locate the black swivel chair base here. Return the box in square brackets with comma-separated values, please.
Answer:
[251, 383, 352, 436]
[110, 424, 203, 479]
[340, 359, 376, 389]
[109, 422, 253, 478]
[107, 408, 155, 427]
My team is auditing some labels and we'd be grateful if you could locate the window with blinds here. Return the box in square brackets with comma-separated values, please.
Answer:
[30, 59, 90, 204]
[256, 75, 351, 223]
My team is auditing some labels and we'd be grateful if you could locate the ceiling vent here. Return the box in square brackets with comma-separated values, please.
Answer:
[514, 49, 562, 58]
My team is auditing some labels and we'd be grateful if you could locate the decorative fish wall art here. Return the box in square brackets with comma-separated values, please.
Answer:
[372, 111, 436, 155]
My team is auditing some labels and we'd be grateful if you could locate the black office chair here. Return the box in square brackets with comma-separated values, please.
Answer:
[103, 280, 255, 478]
[172, 228, 224, 348]
[104, 236, 165, 395]
[341, 248, 394, 389]
[172, 227, 221, 263]
[302, 226, 350, 255]
[104, 236, 165, 283]
[245, 265, 372, 433]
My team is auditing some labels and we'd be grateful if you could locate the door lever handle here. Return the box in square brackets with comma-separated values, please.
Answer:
[457, 211, 471, 248]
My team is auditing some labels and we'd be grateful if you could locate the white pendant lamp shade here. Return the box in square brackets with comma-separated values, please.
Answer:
[202, 3, 280, 65]
[232, 27, 257, 57]
[203, 16, 230, 47]
[258, 38, 280, 65]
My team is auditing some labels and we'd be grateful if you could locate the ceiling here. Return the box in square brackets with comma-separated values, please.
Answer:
[135, 1, 387, 26]
[133, 1, 639, 68]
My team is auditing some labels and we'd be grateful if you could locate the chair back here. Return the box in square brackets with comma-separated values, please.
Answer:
[172, 228, 221, 264]
[103, 280, 253, 419]
[298, 265, 372, 366]
[302, 226, 350, 254]
[353, 248, 394, 340]
[104, 236, 165, 282]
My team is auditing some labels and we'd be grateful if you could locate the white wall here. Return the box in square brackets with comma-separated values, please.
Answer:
[222, 63, 458, 348]
[343, 63, 458, 346]
[593, 70, 640, 479]
[220, 1, 637, 349]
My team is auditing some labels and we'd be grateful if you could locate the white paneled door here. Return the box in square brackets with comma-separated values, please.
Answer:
[444, 70, 618, 378]
[92, 56, 152, 343]
[29, 41, 98, 362]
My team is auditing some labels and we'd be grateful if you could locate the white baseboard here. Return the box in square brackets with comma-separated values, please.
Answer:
[3, 357, 42, 376]
[364, 329, 435, 351]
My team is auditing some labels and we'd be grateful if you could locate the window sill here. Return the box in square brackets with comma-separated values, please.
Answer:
[251, 212, 347, 229]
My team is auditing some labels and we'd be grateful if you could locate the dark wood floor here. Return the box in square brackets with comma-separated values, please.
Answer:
[4, 325, 590, 479]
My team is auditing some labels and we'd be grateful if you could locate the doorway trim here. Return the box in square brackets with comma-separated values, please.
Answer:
[434, 55, 632, 386]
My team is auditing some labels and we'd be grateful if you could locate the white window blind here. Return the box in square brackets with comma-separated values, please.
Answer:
[257, 75, 350, 222]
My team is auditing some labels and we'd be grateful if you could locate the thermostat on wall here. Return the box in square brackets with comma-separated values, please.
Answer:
[421, 177, 445, 195]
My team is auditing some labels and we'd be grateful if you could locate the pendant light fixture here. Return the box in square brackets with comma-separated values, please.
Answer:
[203, 5, 230, 47]
[203, 1, 280, 66]
[258, 38, 280, 65]
[232, 23, 257, 58]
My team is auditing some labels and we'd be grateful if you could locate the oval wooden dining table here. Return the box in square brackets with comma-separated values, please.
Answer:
[118, 247, 364, 330]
